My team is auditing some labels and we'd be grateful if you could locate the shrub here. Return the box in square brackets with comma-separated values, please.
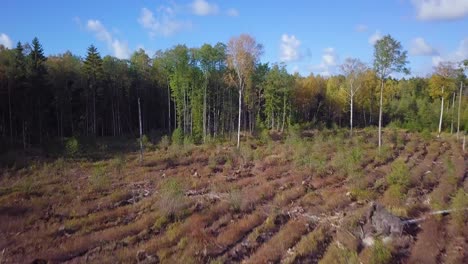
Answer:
[420, 129, 432, 141]
[259, 129, 270, 144]
[285, 124, 302, 145]
[444, 157, 457, 185]
[319, 243, 359, 264]
[350, 188, 375, 201]
[158, 178, 187, 219]
[228, 188, 242, 212]
[171, 128, 184, 146]
[65, 137, 80, 157]
[387, 159, 410, 188]
[89, 164, 109, 192]
[451, 189, 467, 231]
[158, 135, 171, 150]
[370, 239, 392, 264]
[183, 135, 194, 146]
[112, 155, 125, 176]
[382, 184, 405, 208]
[375, 145, 393, 164]
[141, 134, 153, 150]
[295, 226, 328, 257]
[239, 145, 254, 163]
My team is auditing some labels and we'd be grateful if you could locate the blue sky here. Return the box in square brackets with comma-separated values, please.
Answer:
[1, 0, 467, 76]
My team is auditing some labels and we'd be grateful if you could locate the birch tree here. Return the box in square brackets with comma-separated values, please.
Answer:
[340, 58, 367, 136]
[226, 34, 263, 148]
[429, 62, 456, 137]
[373, 35, 409, 150]
[457, 59, 467, 139]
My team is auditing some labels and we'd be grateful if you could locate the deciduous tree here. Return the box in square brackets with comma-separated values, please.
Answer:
[373, 35, 409, 149]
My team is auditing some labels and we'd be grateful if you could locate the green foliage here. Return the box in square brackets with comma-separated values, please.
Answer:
[89, 163, 109, 192]
[383, 184, 405, 207]
[112, 155, 125, 176]
[387, 159, 410, 188]
[259, 129, 271, 144]
[451, 189, 468, 231]
[172, 128, 184, 146]
[264, 64, 293, 130]
[319, 243, 359, 264]
[228, 188, 242, 212]
[158, 178, 187, 219]
[370, 239, 392, 264]
[65, 137, 80, 157]
[158, 135, 171, 150]
[141, 134, 153, 150]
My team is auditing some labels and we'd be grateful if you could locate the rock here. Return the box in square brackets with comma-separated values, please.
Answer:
[360, 202, 405, 247]
[363, 236, 375, 247]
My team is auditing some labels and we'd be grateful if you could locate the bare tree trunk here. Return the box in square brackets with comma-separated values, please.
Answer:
[281, 96, 286, 132]
[93, 85, 96, 136]
[167, 80, 171, 135]
[457, 82, 463, 139]
[138, 97, 143, 163]
[438, 86, 445, 137]
[22, 121, 26, 150]
[8, 80, 12, 145]
[378, 78, 384, 150]
[203, 79, 207, 143]
[350, 93, 354, 137]
[451, 92, 456, 134]
[463, 133, 466, 152]
[183, 88, 187, 135]
[237, 86, 242, 149]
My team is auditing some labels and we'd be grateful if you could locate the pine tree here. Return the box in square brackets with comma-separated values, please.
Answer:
[83, 45, 103, 136]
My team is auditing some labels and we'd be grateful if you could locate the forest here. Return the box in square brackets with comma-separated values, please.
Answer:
[1, 31, 468, 263]
[0, 34, 467, 153]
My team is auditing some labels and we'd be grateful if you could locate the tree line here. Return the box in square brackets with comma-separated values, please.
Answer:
[0, 34, 467, 151]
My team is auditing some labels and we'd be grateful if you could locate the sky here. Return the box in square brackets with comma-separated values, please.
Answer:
[1, 0, 467, 77]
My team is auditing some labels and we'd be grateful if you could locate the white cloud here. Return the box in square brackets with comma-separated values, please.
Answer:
[280, 34, 301, 62]
[112, 40, 130, 59]
[431, 37, 468, 66]
[138, 7, 191, 37]
[453, 37, 468, 60]
[368, 30, 383, 45]
[314, 47, 338, 76]
[0, 33, 13, 49]
[410, 37, 438, 56]
[86, 19, 130, 59]
[292, 65, 300, 74]
[412, 0, 468, 21]
[355, 24, 368, 32]
[227, 8, 239, 17]
[191, 0, 219, 16]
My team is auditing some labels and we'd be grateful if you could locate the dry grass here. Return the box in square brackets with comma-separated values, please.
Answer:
[0, 130, 465, 263]
[215, 213, 266, 248]
[246, 219, 309, 263]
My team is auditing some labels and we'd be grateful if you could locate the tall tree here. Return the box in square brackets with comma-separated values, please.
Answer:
[83, 45, 103, 136]
[28, 37, 48, 144]
[429, 62, 457, 137]
[340, 58, 367, 136]
[226, 34, 263, 148]
[457, 59, 468, 139]
[373, 35, 409, 149]
[264, 64, 293, 131]
[196, 44, 216, 142]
